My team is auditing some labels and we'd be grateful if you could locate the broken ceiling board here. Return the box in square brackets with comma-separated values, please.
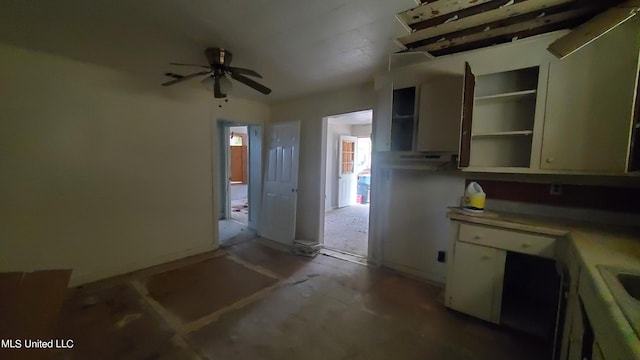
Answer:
[413, 7, 594, 52]
[429, 20, 580, 55]
[548, 0, 640, 58]
[398, 0, 579, 46]
[412, 0, 533, 31]
[405, 2, 602, 50]
[398, 0, 497, 27]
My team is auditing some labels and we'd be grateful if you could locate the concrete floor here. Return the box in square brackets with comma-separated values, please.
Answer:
[230, 199, 249, 225]
[324, 204, 369, 257]
[49, 239, 549, 360]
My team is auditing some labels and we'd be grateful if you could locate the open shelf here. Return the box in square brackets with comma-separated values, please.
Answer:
[475, 89, 536, 101]
[468, 66, 540, 168]
[472, 130, 533, 137]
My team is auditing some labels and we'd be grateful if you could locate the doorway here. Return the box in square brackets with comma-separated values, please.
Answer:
[323, 110, 372, 257]
[229, 126, 249, 225]
[217, 122, 262, 247]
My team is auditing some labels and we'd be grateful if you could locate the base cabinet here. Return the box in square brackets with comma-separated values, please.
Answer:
[446, 241, 505, 323]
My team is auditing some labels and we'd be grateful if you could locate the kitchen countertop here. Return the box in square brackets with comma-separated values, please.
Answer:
[447, 207, 640, 359]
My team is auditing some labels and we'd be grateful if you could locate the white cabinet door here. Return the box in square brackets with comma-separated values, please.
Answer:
[541, 17, 640, 172]
[447, 241, 506, 323]
[417, 76, 464, 153]
[567, 295, 588, 360]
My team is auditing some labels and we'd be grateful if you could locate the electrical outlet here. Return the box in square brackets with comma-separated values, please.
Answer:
[437, 251, 446, 263]
[550, 184, 563, 196]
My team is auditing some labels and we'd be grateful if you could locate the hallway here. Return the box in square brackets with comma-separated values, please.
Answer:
[324, 204, 369, 257]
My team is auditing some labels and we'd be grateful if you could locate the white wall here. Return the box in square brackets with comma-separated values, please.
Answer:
[325, 122, 353, 211]
[270, 83, 375, 242]
[381, 172, 465, 282]
[0, 43, 269, 285]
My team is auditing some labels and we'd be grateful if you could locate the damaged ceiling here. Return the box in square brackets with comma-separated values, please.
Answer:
[395, 0, 629, 57]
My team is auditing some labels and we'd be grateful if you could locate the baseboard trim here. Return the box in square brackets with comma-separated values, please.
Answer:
[381, 261, 445, 287]
[69, 244, 217, 287]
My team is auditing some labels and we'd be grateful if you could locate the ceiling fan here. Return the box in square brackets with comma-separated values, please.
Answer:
[162, 47, 271, 98]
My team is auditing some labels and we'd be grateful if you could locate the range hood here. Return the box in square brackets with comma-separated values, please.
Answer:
[377, 151, 458, 170]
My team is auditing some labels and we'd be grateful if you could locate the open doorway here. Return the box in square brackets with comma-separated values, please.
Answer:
[229, 126, 249, 225]
[217, 122, 262, 247]
[323, 110, 372, 257]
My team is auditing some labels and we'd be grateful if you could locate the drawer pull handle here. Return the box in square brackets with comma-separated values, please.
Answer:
[521, 243, 531, 248]
[481, 255, 490, 260]
[474, 235, 482, 240]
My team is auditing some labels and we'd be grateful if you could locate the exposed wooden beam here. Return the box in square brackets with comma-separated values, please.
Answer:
[405, 2, 602, 49]
[398, 0, 496, 26]
[412, 7, 594, 52]
[412, 0, 530, 31]
[548, 0, 640, 58]
[398, 0, 579, 46]
[430, 18, 584, 55]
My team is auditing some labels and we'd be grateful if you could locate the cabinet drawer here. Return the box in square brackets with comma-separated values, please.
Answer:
[458, 223, 556, 258]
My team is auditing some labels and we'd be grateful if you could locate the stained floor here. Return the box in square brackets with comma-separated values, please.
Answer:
[50, 239, 549, 360]
[324, 204, 369, 257]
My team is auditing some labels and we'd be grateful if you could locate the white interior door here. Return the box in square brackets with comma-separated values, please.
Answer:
[261, 121, 300, 246]
[338, 135, 357, 208]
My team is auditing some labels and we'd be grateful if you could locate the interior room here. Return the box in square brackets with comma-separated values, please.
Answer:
[2, 1, 640, 360]
[323, 110, 373, 258]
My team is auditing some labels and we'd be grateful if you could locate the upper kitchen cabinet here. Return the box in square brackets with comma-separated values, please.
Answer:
[390, 87, 417, 151]
[541, 16, 640, 173]
[417, 76, 463, 153]
[458, 63, 549, 171]
[459, 16, 640, 174]
[373, 77, 463, 153]
[373, 81, 394, 152]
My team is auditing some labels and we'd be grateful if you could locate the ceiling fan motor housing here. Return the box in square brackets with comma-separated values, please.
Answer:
[205, 47, 232, 67]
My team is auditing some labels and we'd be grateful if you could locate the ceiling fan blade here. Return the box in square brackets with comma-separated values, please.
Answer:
[200, 75, 214, 85]
[162, 71, 211, 86]
[230, 73, 272, 95]
[213, 77, 225, 98]
[170, 62, 211, 69]
[226, 66, 263, 78]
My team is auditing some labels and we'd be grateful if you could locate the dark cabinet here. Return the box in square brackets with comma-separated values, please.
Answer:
[390, 87, 417, 151]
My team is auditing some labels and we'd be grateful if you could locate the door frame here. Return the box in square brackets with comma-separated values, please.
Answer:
[215, 120, 263, 232]
[319, 110, 373, 252]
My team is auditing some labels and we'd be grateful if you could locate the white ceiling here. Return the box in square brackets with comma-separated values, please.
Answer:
[328, 110, 373, 125]
[0, 0, 418, 102]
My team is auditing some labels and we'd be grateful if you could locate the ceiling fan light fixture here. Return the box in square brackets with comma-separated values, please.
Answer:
[219, 75, 233, 94]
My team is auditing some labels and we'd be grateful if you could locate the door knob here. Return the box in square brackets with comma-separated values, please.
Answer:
[546, 157, 554, 163]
